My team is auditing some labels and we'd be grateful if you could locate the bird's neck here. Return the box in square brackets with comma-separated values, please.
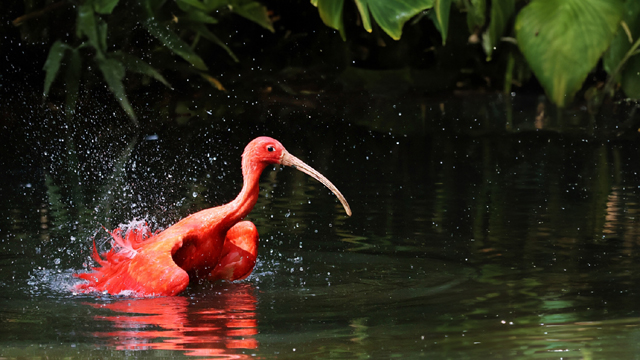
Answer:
[227, 159, 267, 222]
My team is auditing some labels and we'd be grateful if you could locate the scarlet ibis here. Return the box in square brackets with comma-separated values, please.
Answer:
[75, 137, 351, 296]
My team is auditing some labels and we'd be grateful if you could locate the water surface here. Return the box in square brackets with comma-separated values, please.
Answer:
[2, 93, 640, 359]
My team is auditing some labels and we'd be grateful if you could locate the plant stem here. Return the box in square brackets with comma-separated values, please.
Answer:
[12, 0, 69, 27]
[603, 35, 640, 97]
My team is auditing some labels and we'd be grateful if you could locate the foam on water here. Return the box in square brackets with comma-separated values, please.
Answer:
[27, 267, 82, 297]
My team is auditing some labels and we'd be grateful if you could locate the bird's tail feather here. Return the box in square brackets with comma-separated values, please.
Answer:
[74, 222, 160, 295]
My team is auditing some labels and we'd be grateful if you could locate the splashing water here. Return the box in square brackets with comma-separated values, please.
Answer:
[92, 219, 160, 259]
[27, 267, 81, 297]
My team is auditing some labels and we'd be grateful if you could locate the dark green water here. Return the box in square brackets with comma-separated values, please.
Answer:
[2, 93, 640, 359]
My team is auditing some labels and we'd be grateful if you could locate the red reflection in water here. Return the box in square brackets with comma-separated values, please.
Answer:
[87, 283, 258, 358]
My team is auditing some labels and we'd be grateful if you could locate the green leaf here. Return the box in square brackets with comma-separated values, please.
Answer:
[93, 0, 120, 14]
[97, 17, 109, 55]
[354, 1, 372, 33]
[230, 0, 274, 32]
[433, 0, 452, 45]
[76, 3, 96, 41]
[77, 3, 105, 55]
[141, 0, 168, 16]
[621, 55, 640, 98]
[64, 48, 82, 117]
[176, 0, 208, 11]
[110, 52, 172, 88]
[315, 0, 433, 41]
[144, 19, 208, 71]
[203, 0, 230, 11]
[515, 0, 623, 107]
[96, 57, 138, 125]
[364, 0, 434, 40]
[603, 1, 640, 79]
[466, 0, 486, 34]
[43, 41, 69, 97]
[482, 0, 515, 60]
[187, 22, 239, 62]
[181, 9, 219, 24]
[316, 0, 346, 40]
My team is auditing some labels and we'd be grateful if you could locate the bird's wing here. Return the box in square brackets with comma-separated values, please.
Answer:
[206, 221, 258, 281]
[75, 224, 190, 297]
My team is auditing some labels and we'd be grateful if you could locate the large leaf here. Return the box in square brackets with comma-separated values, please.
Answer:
[43, 41, 70, 97]
[482, 0, 515, 60]
[622, 55, 640, 99]
[230, 0, 274, 32]
[515, 0, 623, 107]
[178, 0, 271, 29]
[144, 19, 208, 71]
[433, 0, 452, 45]
[97, 16, 109, 55]
[203, 0, 229, 11]
[76, 3, 104, 55]
[110, 52, 172, 88]
[465, 0, 485, 34]
[181, 9, 219, 24]
[354, 0, 372, 33]
[96, 57, 138, 124]
[358, 0, 434, 40]
[316, 0, 345, 40]
[174, 0, 219, 23]
[603, 2, 640, 73]
[176, 0, 209, 11]
[314, 0, 433, 41]
[93, 0, 120, 14]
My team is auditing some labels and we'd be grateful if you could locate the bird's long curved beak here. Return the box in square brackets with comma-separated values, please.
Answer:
[280, 151, 352, 216]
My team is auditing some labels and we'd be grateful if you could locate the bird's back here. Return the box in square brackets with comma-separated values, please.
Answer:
[74, 206, 232, 296]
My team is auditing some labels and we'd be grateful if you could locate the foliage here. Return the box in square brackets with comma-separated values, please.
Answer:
[480, 0, 515, 61]
[38, 0, 273, 124]
[603, 0, 640, 99]
[312, 0, 435, 41]
[515, 0, 623, 107]
[312, 0, 640, 108]
[16, 0, 640, 118]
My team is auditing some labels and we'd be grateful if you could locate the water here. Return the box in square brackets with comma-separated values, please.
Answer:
[2, 92, 640, 359]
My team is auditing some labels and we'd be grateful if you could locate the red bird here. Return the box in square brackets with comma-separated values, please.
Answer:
[74, 137, 351, 297]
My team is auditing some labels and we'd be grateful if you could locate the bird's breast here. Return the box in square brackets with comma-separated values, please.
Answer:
[171, 230, 226, 277]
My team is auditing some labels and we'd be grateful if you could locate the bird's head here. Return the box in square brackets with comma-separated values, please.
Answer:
[242, 136, 352, 216]
[243, 136, 286, 165]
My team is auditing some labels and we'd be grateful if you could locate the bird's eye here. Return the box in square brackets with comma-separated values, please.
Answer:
[267, 145, 275, 152]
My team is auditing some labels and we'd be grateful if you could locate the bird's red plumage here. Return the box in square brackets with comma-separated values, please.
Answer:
[74, 138, 278, 297]
[74, 222, 190, 296]
[73, 137, 350, 297]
